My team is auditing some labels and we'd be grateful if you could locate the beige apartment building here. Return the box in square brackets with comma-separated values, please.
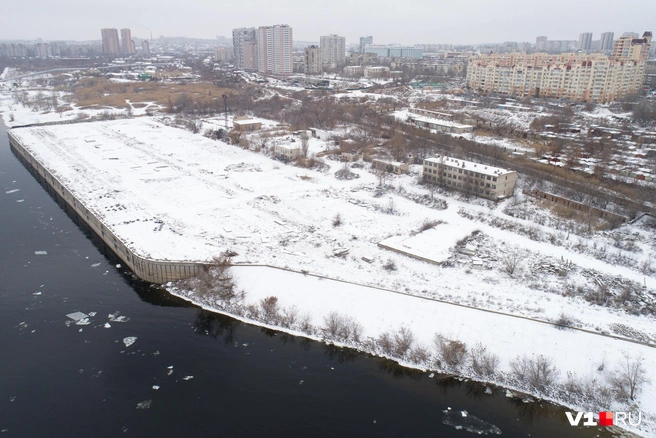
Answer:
[305, 45, 323, 75]
[466, 32, 652, 102]
[423, 155, 516, 200]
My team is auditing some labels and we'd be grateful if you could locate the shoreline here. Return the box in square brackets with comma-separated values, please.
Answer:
[165, 267, 650, 437]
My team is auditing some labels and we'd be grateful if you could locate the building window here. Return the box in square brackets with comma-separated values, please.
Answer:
[493, 177, 497, 182]
[487, 176, 491, 180]
[459, 169, 463, 174]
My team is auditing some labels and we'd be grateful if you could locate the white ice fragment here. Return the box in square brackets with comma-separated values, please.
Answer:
[152, 385, 160, 390]
[34, 251, 48, 255]
[91, 263, 101, 267]
[79, 328, 83, 332]
[104, 323, 111, 328]
[75, 317, 91, 326]
[66, 311, 88, 321]
[182, 376, 193, 381]
[167, 366, 173, 369]
[136, 400, 152, 409]
[5, 189, 20, 194]
[123, 337, 137, 347]
[88, 312, 96, 317]
[167, 369, 173, 376]
[116, 264, 121, 268]
[505, 390, 516, 398]
[428, 373, 435, 378]
[484, 387, 492, 395]
[33, 292, 42, 296]
[460, 411, 468, 417]
[16, 199, 24, 203]
[299, 380, 304, 385]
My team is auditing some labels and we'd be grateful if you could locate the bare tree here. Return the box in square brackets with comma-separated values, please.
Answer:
[501, 249, 522, 277]
[610, 354, 647, 401]
[392, 327, 415, 358]
[300, 131, 310, 158]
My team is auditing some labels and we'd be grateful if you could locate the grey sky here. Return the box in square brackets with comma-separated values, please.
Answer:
[3, 0, 655, 45]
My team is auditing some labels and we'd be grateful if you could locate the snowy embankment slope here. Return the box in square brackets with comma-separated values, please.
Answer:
[169, 265, 656, 438]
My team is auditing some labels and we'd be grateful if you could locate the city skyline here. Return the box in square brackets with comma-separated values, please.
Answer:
[2, 0, 655, 46]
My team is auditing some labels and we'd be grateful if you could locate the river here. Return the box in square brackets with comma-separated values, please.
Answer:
[0, 119, 616, 437]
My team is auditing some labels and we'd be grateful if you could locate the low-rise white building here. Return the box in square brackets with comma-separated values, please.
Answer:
[274, 144, 301, 161]
[423, 155, 516, 200]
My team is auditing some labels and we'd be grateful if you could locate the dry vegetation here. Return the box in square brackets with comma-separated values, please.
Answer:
[62, 77, 234, 109]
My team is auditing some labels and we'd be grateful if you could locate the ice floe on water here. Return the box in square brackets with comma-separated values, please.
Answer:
[34, 251, 47, 255]
[442, 409, 502, 435]
[152, 385, 160, 390]
[66, 312, 87, 321]
[182, 376, 193, 381]
[136, 400, 151, 410]
[108, 312, 129, 323]
[91, 263, 101, 267]
[5, 189, 20, 194]
[104, 323, 111, 328]
[123, 337, 137, 347]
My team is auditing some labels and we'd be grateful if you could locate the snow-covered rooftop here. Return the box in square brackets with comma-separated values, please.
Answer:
[424, 155, 514, 177]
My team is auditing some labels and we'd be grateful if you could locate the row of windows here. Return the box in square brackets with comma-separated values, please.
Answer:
[424, 163, 500, 182]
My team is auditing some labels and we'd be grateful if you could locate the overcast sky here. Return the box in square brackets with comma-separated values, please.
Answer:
[2, 0, 655, 46]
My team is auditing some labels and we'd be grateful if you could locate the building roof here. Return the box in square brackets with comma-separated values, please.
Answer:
[424, 155, 514, 176]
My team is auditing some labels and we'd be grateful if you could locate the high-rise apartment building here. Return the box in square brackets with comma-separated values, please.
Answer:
[142, 40, 150, 56]
[305, 45, 323, 74]
[101, 28, 120, 55]
[232, 28, 256, 70]
[359, 36, 373, 53]
[600, 32, 614, 51]
[535, 36, 548, 51]
[242, 40, 258, 71]
[121, 29, 135, 54]
[612, 31, 652, 61]
[320, 34, 346, 67]
[256, 25, 293, 76]
[578, 32, 593, 50]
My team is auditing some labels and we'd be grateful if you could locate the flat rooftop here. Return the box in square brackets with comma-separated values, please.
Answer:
[424, 155, 514, 177]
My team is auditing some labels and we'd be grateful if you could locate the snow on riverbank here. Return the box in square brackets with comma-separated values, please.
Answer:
[168, 265, 656, 437]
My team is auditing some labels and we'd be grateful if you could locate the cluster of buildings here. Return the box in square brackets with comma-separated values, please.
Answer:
[0, 42, 62, 59]
[100, 28, 150, 56]
[466, 32, 652, 102]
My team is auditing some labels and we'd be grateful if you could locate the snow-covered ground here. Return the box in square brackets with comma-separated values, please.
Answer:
[4, 75, 656, 435]
[168, 264, 656, 437]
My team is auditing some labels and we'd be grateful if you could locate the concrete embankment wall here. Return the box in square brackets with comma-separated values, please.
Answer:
[8, 130, 207, 284]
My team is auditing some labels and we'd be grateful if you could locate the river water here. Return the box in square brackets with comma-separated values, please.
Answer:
[0, 119, 616, 437]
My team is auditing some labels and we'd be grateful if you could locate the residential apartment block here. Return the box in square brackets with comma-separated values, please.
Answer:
[232, 28, 257, 70]
[232, 25, 293, 75]
[466, 32, 652, 102]
[423, 156, 517, 200]
[305, 45, 323, 74]
[320, 34, 346, 67]
[121, 28, 134, 54]
[101, 28, 120, 54]
[257, 25, 293, 76]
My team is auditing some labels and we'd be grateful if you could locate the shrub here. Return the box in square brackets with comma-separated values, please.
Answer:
[510, 355, 559, 390]
[332, 213, 342, 227]
[383, 259, 397, 271]
[418, 219, 443, 233]
[435, 335, 468, 369]
[555, 313, 574, 330]
[470, 344, 500, 377]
